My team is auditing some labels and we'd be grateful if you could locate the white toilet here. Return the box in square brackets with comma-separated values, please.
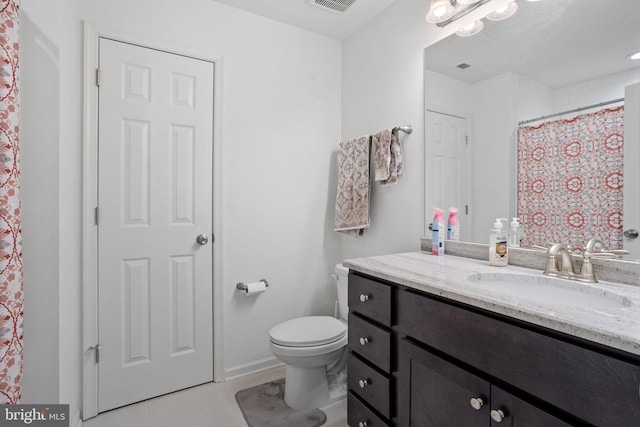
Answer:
[269, 263, 349, 409]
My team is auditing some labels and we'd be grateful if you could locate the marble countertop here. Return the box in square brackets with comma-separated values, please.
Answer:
[344, 252, 640, 356]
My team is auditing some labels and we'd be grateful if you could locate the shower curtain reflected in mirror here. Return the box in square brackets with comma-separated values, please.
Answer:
[517, 106, 624, 251]
[0, 0, 22, 404]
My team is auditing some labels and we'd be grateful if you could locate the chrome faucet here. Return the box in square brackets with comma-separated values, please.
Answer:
[542, 243, 577, 279]
[536, 239, 629, 283]
[576, 238, 629, 283]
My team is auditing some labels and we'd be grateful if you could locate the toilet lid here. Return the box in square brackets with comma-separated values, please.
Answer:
[269, 316, 347, 347]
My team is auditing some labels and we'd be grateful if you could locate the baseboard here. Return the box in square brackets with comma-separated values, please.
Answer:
[224, 356, 283, 381]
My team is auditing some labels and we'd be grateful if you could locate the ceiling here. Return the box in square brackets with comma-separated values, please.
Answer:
[424, 0, 640, 88]
[211, 0, 399, 40]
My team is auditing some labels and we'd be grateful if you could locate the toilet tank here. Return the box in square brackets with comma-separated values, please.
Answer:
[335, 263, 349, 320]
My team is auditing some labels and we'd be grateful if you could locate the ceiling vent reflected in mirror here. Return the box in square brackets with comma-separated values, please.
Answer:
[309, 0, 357, 14]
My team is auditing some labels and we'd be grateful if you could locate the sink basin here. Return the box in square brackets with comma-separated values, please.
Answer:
[466, 272, 633, 310]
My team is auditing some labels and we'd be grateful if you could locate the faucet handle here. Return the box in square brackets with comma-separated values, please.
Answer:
[587, 249, 629, 259]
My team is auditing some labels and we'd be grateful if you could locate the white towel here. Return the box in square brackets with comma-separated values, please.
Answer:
[372, 128, 404, 186]
[334, 136, 371, 236]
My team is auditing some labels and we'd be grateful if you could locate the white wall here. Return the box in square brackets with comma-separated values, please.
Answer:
[555, 69, 640, 114]
[21, 0, 342, 422]
[340, 0, 437, 259]
[21, 0, 61, 405]
[470, 73, 518, 242]
[424, 69, 471, 116]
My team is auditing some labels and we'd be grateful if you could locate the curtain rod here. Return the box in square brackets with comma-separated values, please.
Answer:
[518, 98, 624, 126]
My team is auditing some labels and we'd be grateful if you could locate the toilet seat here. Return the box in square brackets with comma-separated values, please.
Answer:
[270, 316, 346, 347]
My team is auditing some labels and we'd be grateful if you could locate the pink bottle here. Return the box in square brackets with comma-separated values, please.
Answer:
[447, 207, 460, 240]
[432, 208, 445, 255]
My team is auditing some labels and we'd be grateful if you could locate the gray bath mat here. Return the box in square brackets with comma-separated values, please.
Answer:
[235, 378, 326, 427]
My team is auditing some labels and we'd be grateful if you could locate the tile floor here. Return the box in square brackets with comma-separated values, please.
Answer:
[82, 366, 348, 427]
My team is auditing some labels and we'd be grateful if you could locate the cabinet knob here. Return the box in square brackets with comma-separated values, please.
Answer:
[469, 397, 484, 410]
[359, 337, 370, 346]
[358, 422, 368, 427]
[490, 409, 505, 423]
[359, 294, 370, 302]
[358, 379, 369, 389]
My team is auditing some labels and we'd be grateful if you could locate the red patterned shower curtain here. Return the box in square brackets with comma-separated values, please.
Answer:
[517, 106, 624, 251]
[0, 0, 22, 404]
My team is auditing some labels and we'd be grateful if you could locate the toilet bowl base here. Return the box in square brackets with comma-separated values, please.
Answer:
[283, 365, 330, 410]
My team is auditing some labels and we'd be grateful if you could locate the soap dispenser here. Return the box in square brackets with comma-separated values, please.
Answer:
[509, 217, 521, 247]
[489, 218, 508, 266]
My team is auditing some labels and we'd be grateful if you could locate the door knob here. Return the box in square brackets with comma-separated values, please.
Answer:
[624, 229, 639, 239]
[196, 234, 209, 245]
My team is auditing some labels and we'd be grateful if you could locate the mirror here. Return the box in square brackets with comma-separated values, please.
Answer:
[423, 0, 640, 257]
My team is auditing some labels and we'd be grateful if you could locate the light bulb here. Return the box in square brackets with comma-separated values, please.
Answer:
[456, 20, 484, 36]
[426, 0, 456, 23]
[486, 0, 518, 21]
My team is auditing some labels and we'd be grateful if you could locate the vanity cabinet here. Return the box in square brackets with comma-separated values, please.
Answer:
[397, 287, 640, 427]
[347, 273, 395, 426]
[398, 338, 571, 426]
[346, 270, 640, 427]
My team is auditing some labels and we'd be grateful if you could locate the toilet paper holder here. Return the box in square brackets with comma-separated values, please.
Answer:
[236, 279, 269, 292]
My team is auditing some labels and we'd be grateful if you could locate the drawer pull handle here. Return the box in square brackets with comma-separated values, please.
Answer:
[359, 337, 370, 346]
[359, 294, 370, 302]
[358, 422, 368, 427]
[490, 409, 505, 423]
[358, 379, 369, 389]
[469, 397, 484, 410]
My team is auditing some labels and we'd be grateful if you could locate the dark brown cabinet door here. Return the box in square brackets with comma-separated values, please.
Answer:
[398, 338, 490, 426]
[399, 338, 575, 427]
[490, 386, 572, 427]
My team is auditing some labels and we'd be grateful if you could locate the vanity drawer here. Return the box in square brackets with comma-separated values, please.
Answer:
[397, 289, 640, 427]
[348, 273, 392, 326]
[348, 353, 390, 419]
[348, 391, 388, 427]
[348, 313, 391, 373]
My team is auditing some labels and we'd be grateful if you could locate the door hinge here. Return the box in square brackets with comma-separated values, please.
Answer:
[96, 68, 100, 87]
[465, 205, 469, 215]
[89, 345, 101, 363]
[95, 206, 99, 225]
[465, 135, 469, 145]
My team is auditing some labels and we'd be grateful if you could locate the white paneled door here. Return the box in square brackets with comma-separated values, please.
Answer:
[425, 111, 470, 240]
[97, 38, 214, 412]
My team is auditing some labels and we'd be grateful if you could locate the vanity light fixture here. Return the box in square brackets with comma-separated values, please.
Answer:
[486, 0, 518, 20]
[427, 0, 519, 36]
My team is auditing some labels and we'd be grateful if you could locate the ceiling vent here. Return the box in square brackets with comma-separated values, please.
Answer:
[309, 0, 357, 14]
